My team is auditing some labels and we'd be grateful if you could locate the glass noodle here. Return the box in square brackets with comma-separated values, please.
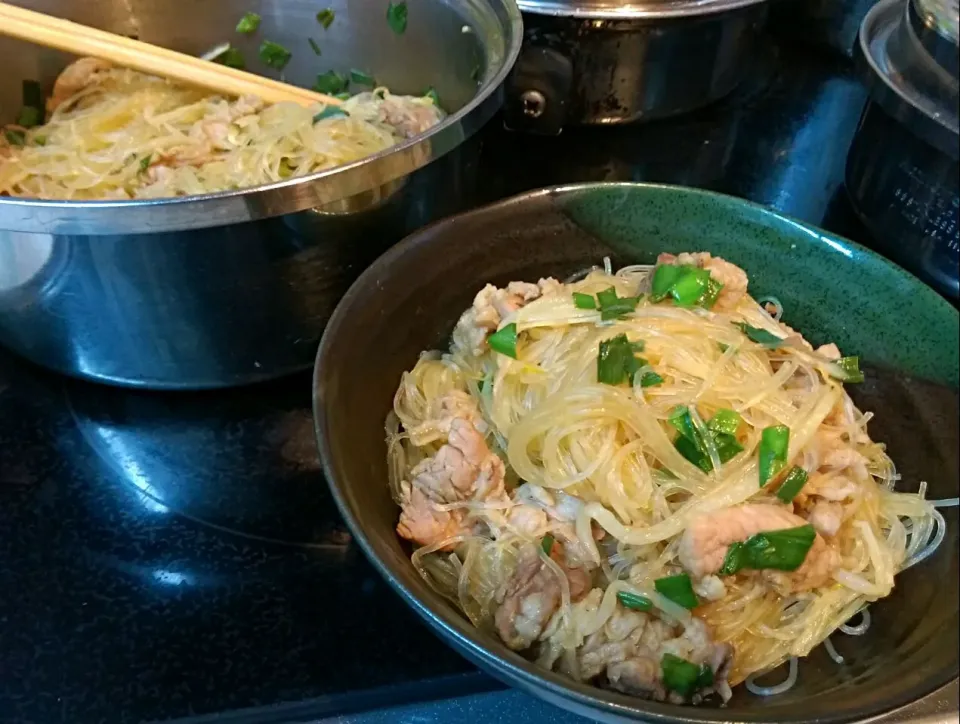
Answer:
[0, 66, 441, 200]
[386, 261, 946, 692]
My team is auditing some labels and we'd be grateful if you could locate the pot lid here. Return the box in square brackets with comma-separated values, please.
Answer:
[909, 0, 959, 78]
[516, 0, 766, 19]
[858, 0, 959, 157]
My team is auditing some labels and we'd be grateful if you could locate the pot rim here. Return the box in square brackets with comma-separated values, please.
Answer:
[516, 0, 766, 19]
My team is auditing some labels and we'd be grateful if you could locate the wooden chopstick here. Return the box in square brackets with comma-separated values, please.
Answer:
[0, 2, 342, 107]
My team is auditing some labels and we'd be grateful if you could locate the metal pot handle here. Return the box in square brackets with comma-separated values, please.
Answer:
[503, 46, 573, 135]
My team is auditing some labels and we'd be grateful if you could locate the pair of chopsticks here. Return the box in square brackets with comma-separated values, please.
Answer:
[0, 2, 342, 107]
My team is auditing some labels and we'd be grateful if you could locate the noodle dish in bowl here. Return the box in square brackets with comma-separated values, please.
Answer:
[314, 183, 959, 722]
[386, 252, 951, 705]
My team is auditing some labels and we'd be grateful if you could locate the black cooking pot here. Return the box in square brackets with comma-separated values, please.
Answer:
[845, 0, 960, 300]
[502, 0, 769, 133]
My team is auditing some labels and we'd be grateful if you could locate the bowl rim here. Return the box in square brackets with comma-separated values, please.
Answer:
[313, 181, 960, 724]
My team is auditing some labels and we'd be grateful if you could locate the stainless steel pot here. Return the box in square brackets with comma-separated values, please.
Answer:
[0, 0, 522, 389]
[844, 0, 959, 299]
[501, 0, 768, 133]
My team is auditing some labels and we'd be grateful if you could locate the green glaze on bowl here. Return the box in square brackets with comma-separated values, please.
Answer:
[558, 183, 959, 388]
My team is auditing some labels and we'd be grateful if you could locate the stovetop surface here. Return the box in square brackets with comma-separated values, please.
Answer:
[1, 37, 952, 724]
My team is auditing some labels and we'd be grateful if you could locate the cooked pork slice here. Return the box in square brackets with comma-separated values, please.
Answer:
[678, 504, 840, 592]
[396, 419, 505, 548]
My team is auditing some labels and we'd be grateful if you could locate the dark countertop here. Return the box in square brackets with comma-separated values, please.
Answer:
[0, 36, 944, 724]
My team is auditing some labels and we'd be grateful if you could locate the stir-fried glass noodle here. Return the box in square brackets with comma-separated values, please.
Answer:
[385, 251, 952, 705]
[0, 58, 443, 200]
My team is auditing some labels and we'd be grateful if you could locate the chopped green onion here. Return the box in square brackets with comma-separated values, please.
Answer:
[661, 654, 702, 696]
[597, 334, 642, 386]
[541, 533, 554, 555]
[596, 335, 659, 388]
[776, 466, 809, 503]
[720, 524, 817, 575]
[718, 342, 730, 353]
[617, 591, 653, 611]
[316, 8, 336, 28]
[759, 425, 790, 485]
[314, 70, 348, 94]
[386, 0, 408, 34]
[719, 542, 745, 576]
[313, 106, 348, 122]
[424, 87, 440, 105]
[697, 663, 714, 689]
[670, 266, 711, 307]
[713, 433, 744, 463]
[594, 286, 641, 320]
[16, 106, 42, 129]
[335, 91, 351, 101]
[650, 264, 724, 309]
[670, 406, 743, 473]
[654, 574, 699, 609]
[735, 322, 784, 348]
[488, 323, 518, 359]
[707, 409, 742, 437]
[832, 356, 865, 384]
[22, 80, 43, 111]
[350, 69, 376, 86]
[259, 40, 292, 70]
[595, 287, 618, 308]
[674, 437, 704, 467]
[669, 406, 698, 444]
[573, 292, 597, 309]
[214, 46, 245, 69]
[235, 12, 261, 33]
[308, 38, 322, 56]
[601, 296, 642, 321]
[640, 371, 664, 387]
[33, 135, 47, 147]
[138, 154, 152, 173]
[700, 277, 724, 308]
[14, 80, 45, 136]
[4, 129, 25, 147]
[675, 434, 742, 472]
[651, 264, 684, 302]
[748, 525, 817, 570]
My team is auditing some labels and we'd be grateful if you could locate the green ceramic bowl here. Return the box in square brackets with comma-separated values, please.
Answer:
[314, 183, 959, 724]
